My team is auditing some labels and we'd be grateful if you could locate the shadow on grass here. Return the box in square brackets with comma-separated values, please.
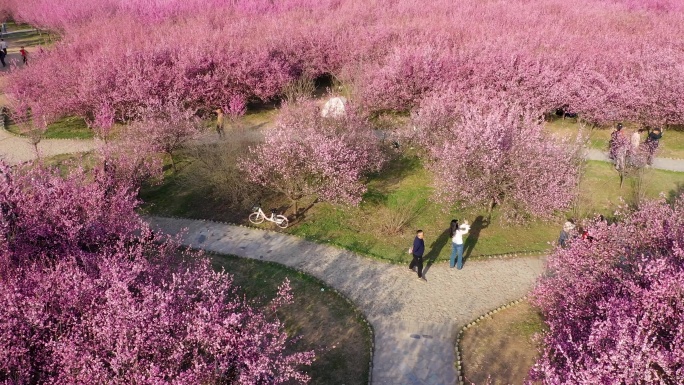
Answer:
[668, 182, 684, 203]
[463, 215, 490, 265]
[423, 227, 451, 276]
[363, 155, 423, 206]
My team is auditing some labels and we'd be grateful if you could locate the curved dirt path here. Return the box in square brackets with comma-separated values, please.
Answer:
[148, 216, 545, 385]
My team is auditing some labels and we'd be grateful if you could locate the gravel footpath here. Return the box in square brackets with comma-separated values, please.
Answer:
[586, 148, 684, 172]
[0, 126, 96, 164]
[147, 216, 545, 385]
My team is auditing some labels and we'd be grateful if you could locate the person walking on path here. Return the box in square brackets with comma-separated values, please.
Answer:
[408, 230, 426, 281]
[644, 127, 663, 166]
[609, 123, 629, 171]
[215, 108, 225, 139]
[628, 128, 646, 166]
[19, 46, 27, 65]
[0, 39, 7, 55]
[450, 219, 470, 269]
[0, 48, 5, 67]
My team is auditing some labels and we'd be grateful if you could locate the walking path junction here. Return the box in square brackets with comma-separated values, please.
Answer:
[148, 216, 544, 385]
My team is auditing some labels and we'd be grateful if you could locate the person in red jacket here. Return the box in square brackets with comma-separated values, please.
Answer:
[19, 46, 27, 65]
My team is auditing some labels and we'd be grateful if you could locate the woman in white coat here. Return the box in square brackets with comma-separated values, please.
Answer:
[449, 219, 470, 269]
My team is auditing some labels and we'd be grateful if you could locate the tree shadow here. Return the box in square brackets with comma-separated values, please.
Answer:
[422, 227, 451, 276]
[463, 215, 490, 264]
[283, 197, 319, 225]
[667, 182, 684, 204]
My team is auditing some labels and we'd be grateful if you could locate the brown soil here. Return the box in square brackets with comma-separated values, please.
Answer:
[460, 300, 544, 385]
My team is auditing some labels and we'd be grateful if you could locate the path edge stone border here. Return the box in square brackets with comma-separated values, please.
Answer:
[145, 214, 550, 265]
[225, 257, 377, 385]
[453, 295, 531, 385]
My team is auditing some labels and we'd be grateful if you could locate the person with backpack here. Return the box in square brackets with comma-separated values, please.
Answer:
[644, 127, 663, 166]
[407, 230, 426, 281]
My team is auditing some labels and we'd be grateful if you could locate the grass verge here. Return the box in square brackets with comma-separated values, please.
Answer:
[210, 253, 371, 385]
[459, 300, 544, 385]
[5, 115, 94, 139]
[141, 147, 684, 265]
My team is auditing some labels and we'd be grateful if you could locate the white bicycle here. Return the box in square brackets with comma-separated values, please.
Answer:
[249, 205, 289, 229]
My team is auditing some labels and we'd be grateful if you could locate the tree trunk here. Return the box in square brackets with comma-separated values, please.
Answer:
[488, 197, 496, 214]
[168, 152, 177, 173]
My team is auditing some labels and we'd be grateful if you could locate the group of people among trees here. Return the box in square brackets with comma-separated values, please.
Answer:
[609, 122, 663, 170]
[0, 37, 27, 67]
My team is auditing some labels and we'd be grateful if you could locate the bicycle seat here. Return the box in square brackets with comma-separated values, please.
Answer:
[270, 208, 278, 213]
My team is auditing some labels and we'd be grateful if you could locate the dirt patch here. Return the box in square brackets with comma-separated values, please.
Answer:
[460, 300, 544, 385]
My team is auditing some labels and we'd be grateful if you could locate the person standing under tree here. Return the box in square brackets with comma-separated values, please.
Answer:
[0, 48, 5, 67]
[408, 230, 426, 282]
[0, 39, 7, 55]
[215, 108, 225, 139]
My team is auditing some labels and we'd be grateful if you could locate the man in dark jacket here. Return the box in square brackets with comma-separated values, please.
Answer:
[408, 230, 427, 281]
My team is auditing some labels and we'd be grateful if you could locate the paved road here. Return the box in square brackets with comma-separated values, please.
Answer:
[586, 148, 684, 172]
[147, 216, 545, 385]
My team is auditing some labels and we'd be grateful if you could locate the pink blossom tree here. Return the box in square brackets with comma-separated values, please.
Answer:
[530, 196, 684, 383]
[240, 102, 386, 215]
[6, 0, 684, 129]
[137, 103, 204, 173]
[414, 93, 583, 220]
[0, 161, 315, 383]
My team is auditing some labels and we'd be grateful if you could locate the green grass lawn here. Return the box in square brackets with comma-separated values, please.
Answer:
[5, 115, 94, 139]
[4, 21, 34, 31]
[209, 253, 371, 385]
[287, 157, 556, 264]
[545, 118, 684, 159]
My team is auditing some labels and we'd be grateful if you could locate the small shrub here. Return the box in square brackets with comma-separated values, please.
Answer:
[187, 141, 264, 210]
[282, 77, 316, 103]
[366, 198, 423, 237]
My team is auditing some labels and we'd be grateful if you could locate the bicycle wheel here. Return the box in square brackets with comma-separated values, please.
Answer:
[249, 212, 265, 224]
[275, 215, 289, 229]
